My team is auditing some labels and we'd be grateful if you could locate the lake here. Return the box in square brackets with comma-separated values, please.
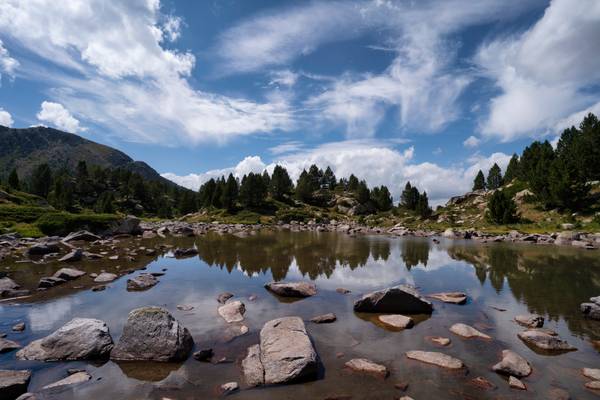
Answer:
[2, 230, 600, 399]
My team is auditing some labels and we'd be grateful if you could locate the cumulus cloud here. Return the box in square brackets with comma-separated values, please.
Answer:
[36, 101, 85, 133]
[0, 107, 13, 126]
[163, 141, 511, 205]
[463, 135, 480, 148]
[477, 0, 600, 141]
[0, 0, 293, 144]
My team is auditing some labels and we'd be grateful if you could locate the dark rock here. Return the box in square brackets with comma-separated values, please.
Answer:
[310, 313, 337, 323]
[111, 215, 141, 235]
[193, 348, 213, 361]
[27, 242, 60, 256]
[38, 276, 66, 288]
[217, 292, 234, 304]
[53, 267, 85, 280]
[58, 249, 83, 262]
[0, 369, 31, 400]
[173, 247, 198, 258]
[126, 273, 158, 291]
[354, 285, 433, 314]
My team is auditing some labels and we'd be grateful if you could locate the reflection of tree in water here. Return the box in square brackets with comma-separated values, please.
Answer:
[448, 244, 600, 338]
[195, 231, 387, 281]
[400, 239, 429, 270]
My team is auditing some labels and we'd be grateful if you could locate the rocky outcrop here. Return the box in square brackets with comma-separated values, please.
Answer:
[0, 369, 31, 400]
[405, 351, 464, 369]
[353, 285, 433, 314]
[344, 358, 388, 378]
[264, 281, 317, 298]
[217, 301, 245, 323]
[517, 329, 576, 352]
[16, 318, 113, 361]
[241, 317, 318, 386]
[450, 323, 491, 339]
[515, 314, 544, 328]
[492, 350, 532, 377]
[110, 307, 193, 362]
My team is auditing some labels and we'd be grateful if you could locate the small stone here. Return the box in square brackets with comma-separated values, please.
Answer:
[93, 273, 118, 283]
[264, 281, 317, 298]
[450, 323, 491, 339]
[0, 338, 21, 353]
[509, 376, 526, 390]
[429, 336, 451, 346]
[405, 351, 464, 369]
[176, 304, 194, 311]
[344, 358, 388, 379]
[248, 294, 257, 301]
[336, 288, 351, 294]
[310, 313, 337, 323]
[492, 350, 532, 378]
[217, 292, 234, 304]
[218, 301, 245, 323]
[586, 381, 600, 391]
[219, 381, 239, 394]
[91, 285, 106, 292]
[378, 314, 413, 329]
[428, 292, 467, 305]
[193, 348, 213, 361]
[515, 314, 544, 328]
[58, 249, 83, 263]
[126, 273, 158, 291]
[42, 371, 91, 389]
[12, 323, 25, 332]
[394, 382, 409, 391]
[583, 368, 600, 381]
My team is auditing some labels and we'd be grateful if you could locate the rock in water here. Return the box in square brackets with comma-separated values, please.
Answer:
[0, 338, 21, 353]
[428, 292, 467, 305]
[126, 273, 158, 291]
[58, 249, 83, 263]
[241, 317, 318, 386]
[264, 281, 317, 298]
[63, 230, 101, 242]
[344, 358, 388, 378]
[353, 285, 433, 314]
[173, 247, 198, 258]
[581, 297, 600, 320]
[16, 318, 113, 361]
[110, 307, 193, 362]
[492, 350, 532, 377]
[217, 292, 234, 304]
[27, 242, 60, 256]
[0, 369, 31, 399]
[42, 371, 91, 389]
[378, 314, 414, 329]
[52, 267, 85, 280]
[111, 215, 140, 235]
[583, 368, 600, 380]
[310, 313, 337, 323]
[517, 329, 576, 352]
[450, 323, 491, 339]
[405, 351, 464, 369]
[515, 314, 544, 328]
[93, 273, 118, 283]
[219, 382, 239, 394]
[509, 376, 526, 390]
[218, 301, 246, 323]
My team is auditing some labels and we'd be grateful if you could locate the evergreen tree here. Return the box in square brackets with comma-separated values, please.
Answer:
[8, 168, 19, 190]
[347, 174, 359, 192]
[30, 163, 53, 198]
[178, 190, 197, 215]
[212, 177, 225, 208]
[356, 180, 370, 204]
[486, 163, 503, 190]
[307, 164, 323, 190]
[295, 170, 313, 202]
[270, 165, 293, 200]
[322, 166, 337, 190]
[473, 170, 486, 191]
[371, 185, 392, 211]
[401, 182, 419, 210]
[416, 191, 432, 218]
[504, 154, 520, 182]
[261, 170, 271, 190]
[239, 172, 267, 207]
[199, 179, 217, 207]
[221, 173, 239, 211]
[95, 191, 114, 214]
[487, 190, 519, 224]
[519, 141, 555, 206]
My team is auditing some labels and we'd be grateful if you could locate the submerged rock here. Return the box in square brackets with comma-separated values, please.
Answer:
[0, 369, 31, 400]
[38, 276, 66, 289]
[126, 273, 158, 291]
[16, 318, 113, 361]
[217, 292, 234, 304]
[310, 313, 337, 324]
[218, 301, 245, 323]
[110, 306, 193, 362]
[52, 267, 85, 280]
[429, 336, 451, 346]
[450, 323, 491, 339]
[0, 338, 21, 353]
[378, 314, 413, 329]
[517, 329, 576, 352]
[344, 358, 388, 379]
[42, 371, 91, 389]
[405, 351, 464, 369]
[428, 292, 467, 305]
[353, 285, 433, 314]
[509, 376, 526, 390]
[264, 281, 317, 298]
[219, 382, 239, 395]
[12, 323, 25, 332]
[492, 350, 532, 377]
[515, 314, 544, 328]
[582, 368, 600, 380]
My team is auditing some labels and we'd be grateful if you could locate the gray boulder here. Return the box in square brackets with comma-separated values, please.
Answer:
[0, 369, 31, 400]
[515, 314, 544, 328]
[63, 231, 101, 242]
[492, 350, 532, 377]
[110, 307, 193, 362]
[126, 273, 158, 291]
[264, 281, 317, 298]
[517, 329, 576, 352]
[217, 301, 245, 323]
[16, 318, 113, 361]
[354, 285, 433, 314]
[111, 215, 141, 235]
[58, 249, 83, 262]
[52, 267, 85, 281]
[241, 345, 264, 387]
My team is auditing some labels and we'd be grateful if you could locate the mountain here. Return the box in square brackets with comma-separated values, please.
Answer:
[0, 125, 175, 186]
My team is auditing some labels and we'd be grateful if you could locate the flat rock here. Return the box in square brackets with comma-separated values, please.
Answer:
[53, 267, 85, 280]
[492, 350, 532, 377]
[38, 276, 65, 288]
[0, 369, 31, 400]
[176, 304, 194, 311]
[428, 292, 467, 305]
[429, 336, 451, 346]
[311, 313, 337, 323]
[63, 231, 101, 242]
[58, 249, 83, 263]
[515, 314, 544, 328]
[42, 371, 91, 389]
[378, 314, 413, 329]
[354, 285, 433, 314]
[509, 376, 526, 390]
[265, 281, 317, 298]
[218, 301, 245, 323]
[586, 381, 600, 390]
[450, 323, 491, 339]
[405, 351, 464, 369]
[93, 272, 117, 283]
[219, 381, 239, 394]
[241, 344, 264, 387]
[16, 318, 113, 361]
[517, 329, 576, 352]
[173, 247, 198, 258]
[583, 368, 600, 380]
[217, 292, 234, 304]
[126, 273, 158, 291]
[344, 358, 388, 378]
[0, 338, 21, 353]
[110, 306, 193, 362]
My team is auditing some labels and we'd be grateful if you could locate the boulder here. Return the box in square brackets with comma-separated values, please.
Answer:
[405, 351, 464, 369]
[218, 301, 246, 323]
[515, 314, 544, 328]
[42, 371, 91, 389]
[428, 292, 467, 305]
[353, 285, 433, 314]
[173, 247, 198, 258]
[16, 318, 113, 361]
[0, 277, 20, 297]
[126, 273, 158, 291]
[0, 370, 31, 400]
[38, 277, 66, 289]
[581, 298, 600, 320]
[344, 358, 388, 378]
[378, 314, 413, 329]
[450, 323, 491, 339]
[63, 230, 101, 242]
[27, 242, 60, 256]
[93, 272, 118, 283]
[241, 344, 264, 387]
[517, 329, 576, 352]
[58, 249, 83, 262]
[0, 338, 21, 353]
[111, 215, 140, 235]
[442, 228, 456, 238]
[492, 350, 532, 377]
[264, 281, 317, 298]
[310, 313, 337, 324]
[52, 267, 85, 281]
[110, 307, 193, 362]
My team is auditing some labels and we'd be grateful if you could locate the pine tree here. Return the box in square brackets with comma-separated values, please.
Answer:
[239, 172, 267, 207]
[473, 170, 486, 191]
[8, 168, 19, 190]
[347, 174, 359, 192]
[30, 163, 53, 198]
[416, 191, 432, 218]
[307, 164, 323, 190]
[178, 190, 197, 215]
[199, 179, 217, 207]
[295, 170, 313, 202]
[270, 165, 293, 200]
[401, 182, 419, 210]
[261, 170, 271, 190]
[212, 177, 225, 208]
[504, 154, 520, 183]
[487, 190, 518, 224]
[371, 185, 392, 211]
[322, 166, 337, 190]
[486, 163, 503, 190]
[356, 180, 370, 204]
[95, 191, 115, 214]
[221, 173, 239, 211]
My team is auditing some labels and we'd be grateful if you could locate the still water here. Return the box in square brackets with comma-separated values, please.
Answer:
[2, 230, 600, 399]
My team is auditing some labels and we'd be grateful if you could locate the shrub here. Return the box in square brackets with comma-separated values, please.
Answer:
[36, 212, 120, 235]
[487, 190, 519, 224]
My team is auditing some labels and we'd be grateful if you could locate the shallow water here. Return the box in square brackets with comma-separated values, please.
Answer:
[2, 230, 600, 399]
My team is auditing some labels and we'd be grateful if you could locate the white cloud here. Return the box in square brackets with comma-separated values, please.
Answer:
[36, 101, 85, 133]
[0, 39, 18, 80]
[0, 0, 293, 144]
[269, 70, 299, 87]
[477, 0, 600, 141]
[268, 141, 304, 155]
[463, 135, 480, 148]
[163, 141, 511, 205]
[0, 107, 13, 126]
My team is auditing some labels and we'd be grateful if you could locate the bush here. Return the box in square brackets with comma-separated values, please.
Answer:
[487, 190, 519, 224]
[36, 212, 120, 235]
[0, 205, 49, 223]
[275, 209, 315, 223]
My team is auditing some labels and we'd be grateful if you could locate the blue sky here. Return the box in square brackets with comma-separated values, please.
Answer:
[1, 0, 600, 204]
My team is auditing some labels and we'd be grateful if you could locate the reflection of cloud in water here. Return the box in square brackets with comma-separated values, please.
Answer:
[27, 296, 81, 332]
